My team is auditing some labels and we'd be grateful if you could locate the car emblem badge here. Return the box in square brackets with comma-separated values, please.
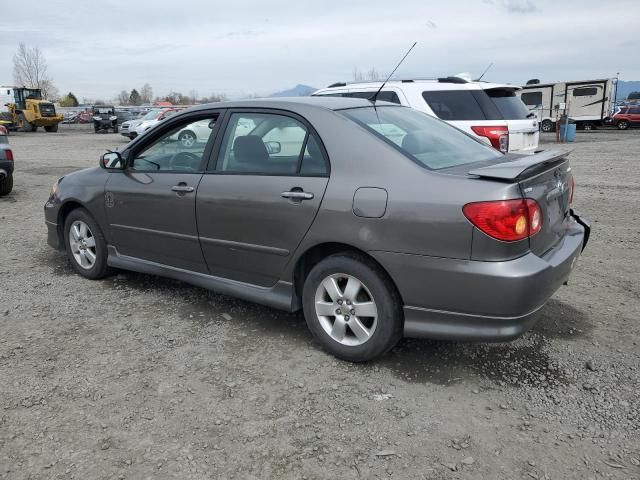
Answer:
[105, 191, 115, 208]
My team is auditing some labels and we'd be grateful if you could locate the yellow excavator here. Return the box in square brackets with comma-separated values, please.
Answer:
[0, 87, 63, 132]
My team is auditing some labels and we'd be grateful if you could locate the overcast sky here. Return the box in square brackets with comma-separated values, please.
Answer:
[0, 0, 637, 100]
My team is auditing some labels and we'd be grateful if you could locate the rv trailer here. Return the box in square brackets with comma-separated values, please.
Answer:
[519, 78, 616, 132]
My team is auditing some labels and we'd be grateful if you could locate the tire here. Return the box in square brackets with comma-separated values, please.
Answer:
[541, 119, 555, 133]
[113, 126, 119, 133]
[18, 113, 34, 132]
[44, 124, 58, 132]
[302, 253, 403, 362]
[0, 173, 13, 196]
[179, 131, 197, 148]
[617, 120, 630, 130]
[63, 208, 111, 280]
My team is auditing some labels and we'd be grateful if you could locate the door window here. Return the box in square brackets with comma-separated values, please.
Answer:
[130, 115, 218, 172]
[217, 112, 327, 175]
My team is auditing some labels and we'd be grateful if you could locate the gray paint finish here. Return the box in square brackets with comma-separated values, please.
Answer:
[44, 97, 589, 343]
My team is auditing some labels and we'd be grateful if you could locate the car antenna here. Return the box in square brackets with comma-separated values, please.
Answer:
[475, 62, 493, 81]
[370, 42, 417, 104]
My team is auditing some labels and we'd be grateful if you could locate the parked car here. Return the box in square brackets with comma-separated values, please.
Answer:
[92, 106, 118, 133]
[610, 106, 640, 130]
[133, 108, 182, 138]
[0, 125, 14, 195]
[120, 109, 163, 139]
[44, 97, 589, 362]
[115, 110, 135, 126]
[313, 77, 539, 154]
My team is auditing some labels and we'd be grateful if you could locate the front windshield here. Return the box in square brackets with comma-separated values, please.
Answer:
[340, 106, 501, 170]
[142, 110, 160, 120]
[22, 88, 42, 100]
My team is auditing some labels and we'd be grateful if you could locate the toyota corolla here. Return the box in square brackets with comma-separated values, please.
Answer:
[44, 97, 590, 361]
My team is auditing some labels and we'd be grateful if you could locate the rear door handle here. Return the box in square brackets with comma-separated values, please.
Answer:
[172, 185, 195, 193]
[281, 191, 314, 200]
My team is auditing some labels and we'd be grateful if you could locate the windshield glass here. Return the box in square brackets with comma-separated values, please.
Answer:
[142, 110, 161, 120]
[341, 106, 501, 170]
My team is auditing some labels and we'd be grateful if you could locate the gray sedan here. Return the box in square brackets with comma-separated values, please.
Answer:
[44, 97, 589, 361]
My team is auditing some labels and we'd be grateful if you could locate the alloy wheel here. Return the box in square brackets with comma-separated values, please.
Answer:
[314, 273, 378, 346]
[181, 132, 196, 147]
[69, 220, 97, 270]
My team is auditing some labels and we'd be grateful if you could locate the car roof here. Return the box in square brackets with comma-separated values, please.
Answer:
[314, 79, 521, 93]
[187, 96, 396, 113]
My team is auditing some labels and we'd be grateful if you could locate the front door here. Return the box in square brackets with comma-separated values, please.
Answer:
[196, 110, 330, 286]
[105, 112, 221, 272]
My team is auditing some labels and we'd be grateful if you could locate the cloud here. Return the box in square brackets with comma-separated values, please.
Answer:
[0, 0, 635, 100]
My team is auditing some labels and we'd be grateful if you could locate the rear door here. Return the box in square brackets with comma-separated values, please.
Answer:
[105, 111, 222, 272]
[629, 107, 640, 125]
[196, 109, 330, 287]
[483, 87, 539, 153]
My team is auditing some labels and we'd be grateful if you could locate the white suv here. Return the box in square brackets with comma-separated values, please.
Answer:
[313, 77, 539, 153]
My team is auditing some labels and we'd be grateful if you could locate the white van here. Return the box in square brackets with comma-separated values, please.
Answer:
[313, 77, 539, 153]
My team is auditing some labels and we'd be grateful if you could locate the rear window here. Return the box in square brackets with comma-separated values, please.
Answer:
[422, 90, 486, 120]
[341, 106, 501, 170]
[521, 91, 543, 106]
[485, 89, 531, 119]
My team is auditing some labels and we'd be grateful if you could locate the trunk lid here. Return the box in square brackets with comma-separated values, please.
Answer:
[468, 148, 573, 255]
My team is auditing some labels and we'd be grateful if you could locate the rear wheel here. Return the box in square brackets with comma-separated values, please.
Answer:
[64, 208, 111, 279]
[0, 173, 13, 196]
[44, 124, 58, 132]
[581, 123, 594, 130]
[541, 119, 555, 133]
[113, 125, 119, 133]
[617, 120, 630, 130]
[302, 253, 403, 362]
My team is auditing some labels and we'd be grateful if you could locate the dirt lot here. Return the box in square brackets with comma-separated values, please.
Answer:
[0, 125, 639, 480]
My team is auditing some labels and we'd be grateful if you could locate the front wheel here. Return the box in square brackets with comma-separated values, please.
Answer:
[44, 124, 58, 132]
[0, 173, 13, 196]
[617, 120, 630, 130]
[302, 253, 403, 362]
[64, 208, 111, 279]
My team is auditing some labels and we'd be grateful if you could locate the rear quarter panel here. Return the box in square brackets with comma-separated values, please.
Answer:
[280, 105, 522, 280]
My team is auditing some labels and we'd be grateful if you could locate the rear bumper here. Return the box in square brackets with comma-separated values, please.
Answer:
[372, 212, 590, 341]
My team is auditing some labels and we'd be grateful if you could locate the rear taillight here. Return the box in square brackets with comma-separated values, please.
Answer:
[471, 125, 509, 153]
[463, 199, 542, 242]
[569, 175, 574, 204]
[5, 149, 13, 161]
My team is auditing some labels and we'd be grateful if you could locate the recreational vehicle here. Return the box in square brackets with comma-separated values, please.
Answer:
[519, 79, 616, 132]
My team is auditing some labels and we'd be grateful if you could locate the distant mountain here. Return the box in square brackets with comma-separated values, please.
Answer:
[269, 84, 317, 97]
[615, 80, 640, 101]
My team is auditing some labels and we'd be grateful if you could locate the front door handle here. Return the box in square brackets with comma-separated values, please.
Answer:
[281, 191, 314, 200]
[172, 184, 195, 193]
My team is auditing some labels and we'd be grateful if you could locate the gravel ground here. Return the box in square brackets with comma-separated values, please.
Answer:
[0, 125, 639, 480]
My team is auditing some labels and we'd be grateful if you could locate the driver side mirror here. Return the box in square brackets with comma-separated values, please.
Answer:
[265, 141, 281, 155]
[100, 151, 125, 170]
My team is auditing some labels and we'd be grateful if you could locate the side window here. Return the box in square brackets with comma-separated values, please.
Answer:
[422, 90, 486, 120]
[377, 91, 401, 104]
[573, 87, 598, 97]
[521, 91, 543, 106]
[131, 115, 218, 172]
[217, 112, 325, 175]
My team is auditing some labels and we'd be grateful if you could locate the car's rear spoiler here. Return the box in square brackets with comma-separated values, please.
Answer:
[467, 148, 573, 181]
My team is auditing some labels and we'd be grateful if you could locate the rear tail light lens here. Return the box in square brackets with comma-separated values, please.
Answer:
[569, 175, 574, 204]
[471, 125, 509, 153]
[5, 149, 13, 161]
[463, 199, 542, 242]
